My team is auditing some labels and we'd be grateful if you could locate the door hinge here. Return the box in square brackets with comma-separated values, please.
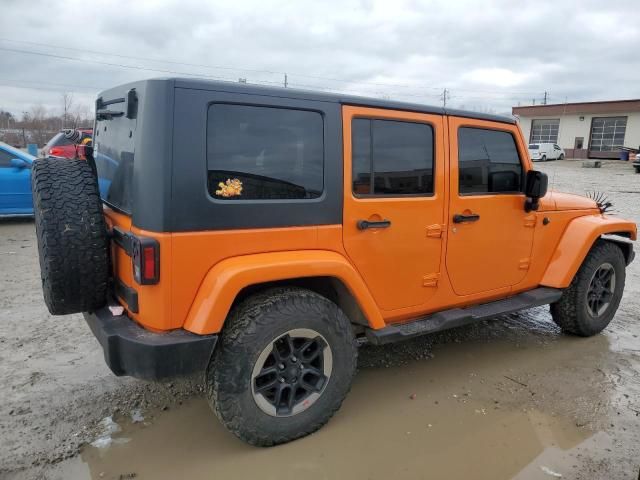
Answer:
[524, 214, 537, 228]
[519, 258, 531, 270]
[426, 224, 443, 238]
[423, 273, 440, 287]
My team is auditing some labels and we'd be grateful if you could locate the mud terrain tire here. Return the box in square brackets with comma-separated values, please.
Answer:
[31, 158, 109, 315]
[206, 287, 357, 446]
[551, 241, 626, 336]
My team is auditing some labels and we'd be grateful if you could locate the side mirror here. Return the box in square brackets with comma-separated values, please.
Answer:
[524, 170, 548, 212]
[10, 158, 29, 169]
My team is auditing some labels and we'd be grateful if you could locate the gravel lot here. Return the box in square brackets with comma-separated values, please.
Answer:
[1, 159, 639, 480]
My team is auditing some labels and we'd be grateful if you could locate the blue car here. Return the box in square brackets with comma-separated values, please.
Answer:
[0, 142, 35, 216]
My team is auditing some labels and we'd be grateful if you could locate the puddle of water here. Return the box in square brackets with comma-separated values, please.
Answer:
[54, 332, 617, 480]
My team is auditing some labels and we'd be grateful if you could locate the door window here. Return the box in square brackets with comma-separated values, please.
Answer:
[458, 127, 523, 195]
[352, 118, 434, 196]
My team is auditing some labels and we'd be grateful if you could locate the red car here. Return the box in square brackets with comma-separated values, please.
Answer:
[42, 128, 93, 159]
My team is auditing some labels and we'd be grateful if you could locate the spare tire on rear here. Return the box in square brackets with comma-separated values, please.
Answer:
[31, 158, 109, 315]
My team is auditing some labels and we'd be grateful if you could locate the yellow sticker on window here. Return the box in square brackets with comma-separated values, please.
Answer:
[215, 178, 243, 197]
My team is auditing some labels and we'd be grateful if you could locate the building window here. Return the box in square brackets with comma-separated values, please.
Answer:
[352, 118, 434, 196]
[530, 119, 560, 144]
[458, 127, 523, 195]
[589, 117, 627, 152]
[207, 104, 324, 200]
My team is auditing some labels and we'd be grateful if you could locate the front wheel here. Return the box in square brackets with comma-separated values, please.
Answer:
[558, 153, 565, 160]
[206, 287, 357, 446]
[551, 241, 626, 336]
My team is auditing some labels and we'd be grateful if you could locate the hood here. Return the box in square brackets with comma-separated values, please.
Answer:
[537, 191, 599, 212]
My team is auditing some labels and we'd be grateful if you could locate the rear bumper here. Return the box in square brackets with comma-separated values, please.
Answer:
[83, 307, 218, 381]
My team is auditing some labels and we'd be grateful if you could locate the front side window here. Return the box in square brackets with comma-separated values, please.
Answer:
[0, 150, 13, 167]
[458, 127, 523, 195]
[352, 118, 434, 195]
[207, 104, 324, 200]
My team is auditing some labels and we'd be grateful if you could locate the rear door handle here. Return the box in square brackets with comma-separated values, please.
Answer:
[357, 219, 391, 230]
[453, 213, 480, 223]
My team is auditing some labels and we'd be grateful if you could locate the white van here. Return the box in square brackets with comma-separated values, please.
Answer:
[528, 143, 565, 161]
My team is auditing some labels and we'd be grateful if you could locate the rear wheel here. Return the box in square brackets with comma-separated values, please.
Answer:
[541, 155, 547, 162]
[31, 158, 109, 315]
[551, 241, 626, 336]
[206, 287, 357, 446]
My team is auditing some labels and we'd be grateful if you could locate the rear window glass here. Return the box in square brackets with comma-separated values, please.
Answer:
[207, 104, 324, 200]
[45, 132, 73, 149]
[528, 144, 539, 150]
[94, 118, 136, 214]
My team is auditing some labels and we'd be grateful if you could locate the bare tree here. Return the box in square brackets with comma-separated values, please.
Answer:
[62, 92, 74, 128]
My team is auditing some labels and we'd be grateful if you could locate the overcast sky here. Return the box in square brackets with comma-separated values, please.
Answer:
[0, 0, 638, 118]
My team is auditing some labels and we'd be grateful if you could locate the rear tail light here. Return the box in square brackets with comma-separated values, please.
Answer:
[49, 146, 66, 157]
[131, 237, 160, 285]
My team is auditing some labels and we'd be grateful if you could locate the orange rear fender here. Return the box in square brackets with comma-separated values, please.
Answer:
[183, 250, 385, 334]
[540, 215, 637, 288]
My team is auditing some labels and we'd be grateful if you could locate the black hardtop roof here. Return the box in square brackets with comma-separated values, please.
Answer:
[100, 77, 516, 125]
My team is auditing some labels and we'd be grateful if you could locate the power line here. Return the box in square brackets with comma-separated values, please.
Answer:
[0, 37, 543, 97]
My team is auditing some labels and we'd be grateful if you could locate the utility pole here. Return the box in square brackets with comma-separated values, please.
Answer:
[284, 73, 288, 88]
[543, 91, 548, 105]
[441, 88, 449, 107]
[532, 98, 536, 106]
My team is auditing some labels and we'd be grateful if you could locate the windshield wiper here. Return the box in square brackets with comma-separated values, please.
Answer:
[96, 88, 137, 121]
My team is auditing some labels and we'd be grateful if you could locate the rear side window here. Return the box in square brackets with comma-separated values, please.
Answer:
[207, 105, 324, 200]
[458, 127, 523, 195]
[352, 118, 434, 195]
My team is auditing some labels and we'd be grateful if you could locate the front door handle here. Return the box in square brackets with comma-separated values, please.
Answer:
[357, 219, 391, 230]
[453, 213, 480, 223]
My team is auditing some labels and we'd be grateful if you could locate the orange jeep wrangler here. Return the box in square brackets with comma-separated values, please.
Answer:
[31, 78, 636, 446]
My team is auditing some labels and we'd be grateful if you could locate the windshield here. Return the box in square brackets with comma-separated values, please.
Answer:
[528, 144, 539, 150]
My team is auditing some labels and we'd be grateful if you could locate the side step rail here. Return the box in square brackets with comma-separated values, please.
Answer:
[365, 287, 563, 345]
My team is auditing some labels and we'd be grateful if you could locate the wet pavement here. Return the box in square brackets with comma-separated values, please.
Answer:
[2, 160, 640, 479]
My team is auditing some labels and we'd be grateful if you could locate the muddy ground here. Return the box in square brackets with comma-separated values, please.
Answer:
[1, 160, 639, 480]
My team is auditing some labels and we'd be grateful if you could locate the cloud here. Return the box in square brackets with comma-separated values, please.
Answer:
[0, 0, 638, 117]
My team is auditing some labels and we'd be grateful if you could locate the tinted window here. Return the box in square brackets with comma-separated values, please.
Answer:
[95, 116, 136, 214]
[0, 150, 13, 167]
[352, 119, 434, 195]
[207, 105, 324, 200]
[458, 127, 523, 195]
[352, 119, 372, 194]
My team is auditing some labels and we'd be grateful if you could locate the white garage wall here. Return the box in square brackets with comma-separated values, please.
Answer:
[516, 112, 640, 151]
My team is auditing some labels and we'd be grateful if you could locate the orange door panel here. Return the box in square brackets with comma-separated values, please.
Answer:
[446, 117, 534, 296]
[342, 106, 446, 311]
